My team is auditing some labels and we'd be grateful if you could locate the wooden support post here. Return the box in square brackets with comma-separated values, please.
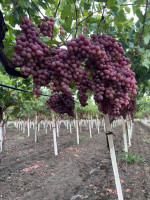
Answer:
[105, 114, 124, 200]
[79, 120, 81, 132]
[51, 111, 58, 156]
[88, 113, 92, 138]
[35, 116, 38, 142]
[49, 121, 52, 130]
[0, 121, 3, 152]
[30, 120, 32, 129]
[91, 115, 93, 129]
[69, 120, 72, 134]
[122, 117, 128, 153]
[76, 112, 80, 145]
[103, 119, 106, 132]
[43, 117, 46, 129]
[23, 121, 25, 133]
[38, 123, 40, 132]
[56, 120, 59, 137]
[21, 121, 23, 131]
[126, 116, 131, 147]
[20, 120, 22, 130]
[28, 118, 30, 137]
[96, 114, 100, 134]
[3, 123, 6, 136]
[130, 117, 133, 139]
[45, 123, 48, 134]
[18, 119, 20, 129]
[66, 120, 69, 130]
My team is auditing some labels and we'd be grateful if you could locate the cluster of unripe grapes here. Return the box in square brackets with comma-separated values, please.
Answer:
[12, 16, 137, 117]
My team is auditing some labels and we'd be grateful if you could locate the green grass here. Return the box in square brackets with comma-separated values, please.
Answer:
[37, 133, 41, 137]
[0, 169, 8, 178]
[8, 127, 21, 133]
[119, 152, 143, 164]
[73, 140, 77, 145]
[14, 136, 24, 140]
[143, 139, 150, 144]
[140, 130, 145, 135]
[37, 133, 41, 142]
[1, 149, 9, 154]
[80, 135, 90, 141]
[73, 135, 90, 145]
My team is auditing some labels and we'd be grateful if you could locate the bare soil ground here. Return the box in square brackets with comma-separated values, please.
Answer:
[0, 121, 150, 200]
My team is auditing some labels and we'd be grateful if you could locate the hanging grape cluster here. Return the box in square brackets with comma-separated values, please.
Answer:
[121, 98, 136, 119]
[38, 16, 54, 38]
[46, 93, 75, 116]
[12, 16, 137, 117]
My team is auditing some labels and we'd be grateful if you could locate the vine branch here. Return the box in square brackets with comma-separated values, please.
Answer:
[97, 5, 106, 34]
[73, 0, 78, 38]
[120, 3, 147, 6]
[75, 8, 102, 29]
[54, 0, 61, 18]
[78, 0, 83, 17]
[31, 0, 45, 18]
[139, 0, 149, 45]
[66, 8, 102, 41]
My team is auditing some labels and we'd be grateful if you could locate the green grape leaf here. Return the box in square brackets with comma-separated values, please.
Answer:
[141, 50, 150, 69]
[125, 6, 130, 13]
[61, 4, 72, 19]
[136, 9, 144, 23]
[94, 0, 107, 2]
[23, 0, 32, 8]
[44, 0, 55, 3]
[84, 3, 91, 10]
[107, 0, 116, 8]
[10, 107, 20, 116]
[144, 33, 150, 45]
[114, 10, 126, 23]
[13, 9, 20, 20]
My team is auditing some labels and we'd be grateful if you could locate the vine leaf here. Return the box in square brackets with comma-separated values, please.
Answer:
[107, 0, 115, 8]
[144, 33, 150, 44]
[141, 50, 150, 69]
[13, 9, 20, 20]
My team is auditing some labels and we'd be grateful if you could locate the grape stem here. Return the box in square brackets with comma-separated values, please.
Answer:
[74, 9, 102, 30]
[77, 0, 89, 34]
[78, 0, 83, 17]
[120, 3, 147, 6]
[66, 8, 102, 42]
[97, 4, 106, 34]
[54, 0, 61, 18]
[31, 0, 45, 18]
[73, 0, 78, 38]
[139, 0, 149, 45]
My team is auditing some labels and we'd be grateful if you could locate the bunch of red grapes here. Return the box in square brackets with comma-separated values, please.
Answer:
[12, 16, 137, 118]
[38, 16, 54, 38]
[121, 98, 136, 119]
[46, 93, 75, 116]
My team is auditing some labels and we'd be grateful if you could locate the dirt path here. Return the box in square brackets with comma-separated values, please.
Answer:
[0, 122, 149, 200]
